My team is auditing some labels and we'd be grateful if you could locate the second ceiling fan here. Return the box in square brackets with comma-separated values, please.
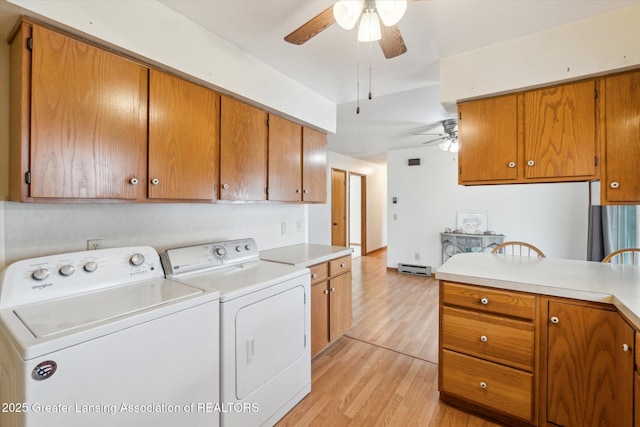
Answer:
[284, 0, 412, 59]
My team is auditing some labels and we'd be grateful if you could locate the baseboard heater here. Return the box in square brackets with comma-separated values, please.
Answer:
[397, 263, 431, 277]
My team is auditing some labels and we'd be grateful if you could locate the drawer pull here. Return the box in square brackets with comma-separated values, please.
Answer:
[550, 316, 559, 324]
[312, 273, 318, 279]
[480, 335, 488, 343]
[623, 343, 631, 352]
[480, 297, 489, 305]
[479, 381, 487, 389]
[331, 287, 336, 292]
[340, 263, 346, 268]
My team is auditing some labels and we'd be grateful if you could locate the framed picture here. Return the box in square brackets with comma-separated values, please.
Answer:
[457, 210, 487, 234]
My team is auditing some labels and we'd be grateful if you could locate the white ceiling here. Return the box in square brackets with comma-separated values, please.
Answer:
[159, 0, 638, 163]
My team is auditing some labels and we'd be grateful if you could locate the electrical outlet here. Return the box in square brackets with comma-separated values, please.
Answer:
[281, 222, 287, 234]
[87, 239, 103, 250]
[414, 252, 420, 260]
[297, 220, 302, 232]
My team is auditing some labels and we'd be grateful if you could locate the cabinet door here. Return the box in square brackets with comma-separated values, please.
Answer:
[311, 282, 330, 357]
[457, 94, 518, 183]
[30, 25, 147, 199]
[547, 301, 633, 427]
[149, 70, 220, 200]
[524, 81, 597, 180]
[603, 71, 640, 204]
[220, 96, 268, 201]
[302, 127, 327, 202]
[329, 272, 352, 341]
[268, 115, 302, 201]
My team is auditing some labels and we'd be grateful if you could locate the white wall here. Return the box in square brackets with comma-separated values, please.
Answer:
[309, 152, 387, 252]
[440, 3, 640, 104]
[387, 147, 589, 269]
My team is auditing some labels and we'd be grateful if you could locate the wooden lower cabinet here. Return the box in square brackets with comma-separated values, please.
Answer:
[310, 255, 352, 357]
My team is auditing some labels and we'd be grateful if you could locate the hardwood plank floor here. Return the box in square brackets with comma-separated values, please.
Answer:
[277, 249, 501, 426]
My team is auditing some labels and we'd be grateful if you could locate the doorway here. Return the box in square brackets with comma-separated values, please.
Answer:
[349, 173, 367, 257]
[331, 169, 347, 247]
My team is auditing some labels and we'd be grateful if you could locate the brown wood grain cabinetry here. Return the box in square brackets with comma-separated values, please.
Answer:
[310, 254, 352, 357]
[602, 70, 640, 204]
[545, 299, 634, 427]
[268, 115, 302, 201]
[301, 127, 327, 202]
[149, 70, 220, 200]
[439, 281, 538, 425]
[220, 95, 268, 201]
[458, 94, 518, 184]
[10, 21, 148, 201]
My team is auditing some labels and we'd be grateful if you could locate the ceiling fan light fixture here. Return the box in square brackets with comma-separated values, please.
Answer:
[357, 10, 382, 42]
[449, 138, 460, 153]
[333, 0, 365, 30]
[375, 0, 407, 27]
[438, 139, 452, 152]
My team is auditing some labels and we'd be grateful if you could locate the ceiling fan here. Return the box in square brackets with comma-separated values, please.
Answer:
[284, 0, 412, 59]
[419, 119, 459, 152]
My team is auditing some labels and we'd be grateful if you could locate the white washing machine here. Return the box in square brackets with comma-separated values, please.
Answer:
[0, 246, 220, 427]
[162, 238, 310, 427]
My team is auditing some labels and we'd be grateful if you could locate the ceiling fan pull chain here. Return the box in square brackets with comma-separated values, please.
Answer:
[368, 39, 373, 100]
[356, 19, 361, 114]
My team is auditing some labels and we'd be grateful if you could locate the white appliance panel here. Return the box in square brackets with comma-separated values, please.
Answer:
[235, 285, 306, 400]
[2, 301, 220, 427]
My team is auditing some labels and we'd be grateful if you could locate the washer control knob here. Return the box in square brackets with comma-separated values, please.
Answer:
[129, 253, 145, 267]
[245, 245, 251, 251]
[32, 268, 50, 281]
[83, 261, 98, 273]
[212, 246, 227, 259]
[59, 264, 75, 276]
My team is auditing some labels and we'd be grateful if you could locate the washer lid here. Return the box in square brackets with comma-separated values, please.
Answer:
[13, 279, 202, 338]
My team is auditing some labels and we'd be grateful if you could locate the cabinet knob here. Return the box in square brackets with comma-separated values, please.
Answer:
[480, 335, 488, 343]
[527, 160, 535, 166]
[340, 263, 346, 268]
[129, 178, 139, 185]
[508, 162, 516, 168]
[223, 184, 229, 189]
[150, 178, 160, 185]
[303, 189, 308, 194]
[623, 343, 632, 352]
[550, 316, 560, 324]
[610, 182, 620, 189]
[324, 289, 329, 295]
[331, 287, 336, 292]
[296, 189, 301, 193]
[479, 381, 487, 389]
[480, 297, 489, 305]
[312, 273, 318, 279]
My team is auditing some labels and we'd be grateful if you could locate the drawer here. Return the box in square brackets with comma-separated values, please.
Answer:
[329, 255, 351, 276]
[440, 349, 533, 422]
[309, 263, 328, 285]
[441, 306, 534, 371]
[441, 281, 535, 320]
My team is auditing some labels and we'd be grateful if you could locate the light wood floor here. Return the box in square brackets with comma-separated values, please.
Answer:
[277, 249, 501, 426]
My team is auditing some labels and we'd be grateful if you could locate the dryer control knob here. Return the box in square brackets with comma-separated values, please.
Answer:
[129, 253, 146, 267]
[32, 268, 50, 281]
[83, 261, 98, 273]
[244, 245, 251, 251]
[212, 246, 227, 259]
[59, 264, 75, 276]
[235, 246, 242, 252]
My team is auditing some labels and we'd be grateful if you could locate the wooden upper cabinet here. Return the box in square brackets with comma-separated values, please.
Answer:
[28, 24, 148, 200]
[458, 94, 518, 184]
[220, 96, 268, 201]
[523, 80, 597, 180]
[268, 115, 302, 202]
[148, 70, 220, 200]
[602, 70, 640, 204]
[302, 127, 327, 202]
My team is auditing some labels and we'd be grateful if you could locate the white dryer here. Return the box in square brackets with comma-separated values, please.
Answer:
[0, 247, 220, 427]
[162, 238, 310, 427]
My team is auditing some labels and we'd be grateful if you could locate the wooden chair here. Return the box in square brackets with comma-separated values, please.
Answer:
[602, 248, 640, 265]
[491, 241, 546, 257]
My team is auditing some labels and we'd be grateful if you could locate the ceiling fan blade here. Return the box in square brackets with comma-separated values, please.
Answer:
[422, 136, 448, 145]
[378, 24, 407, 59]
[284, 6, 335, 45]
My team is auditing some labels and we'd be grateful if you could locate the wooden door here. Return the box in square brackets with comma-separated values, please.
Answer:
[30, 25, 148, 199]
[547, 301, 633, 427]
[311, 282, 330, 357]
[329, 273, 352, 341]
[458, 94, 518, 183]
[220, 96, 268, 201]
[524, 81, 597, 180]
[302, 127, 327, 202]
[331, 169, 347, 246]
[148, 70, 219, 200]
[603, 71, 640, 204]
[268, 115, 302, 201]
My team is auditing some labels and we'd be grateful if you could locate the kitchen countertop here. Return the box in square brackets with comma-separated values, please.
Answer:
[436, 253, 640, 329]
[260, 244, 352, 267]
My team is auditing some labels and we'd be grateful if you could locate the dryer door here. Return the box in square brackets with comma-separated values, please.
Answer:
[235, 284, 306, 399]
